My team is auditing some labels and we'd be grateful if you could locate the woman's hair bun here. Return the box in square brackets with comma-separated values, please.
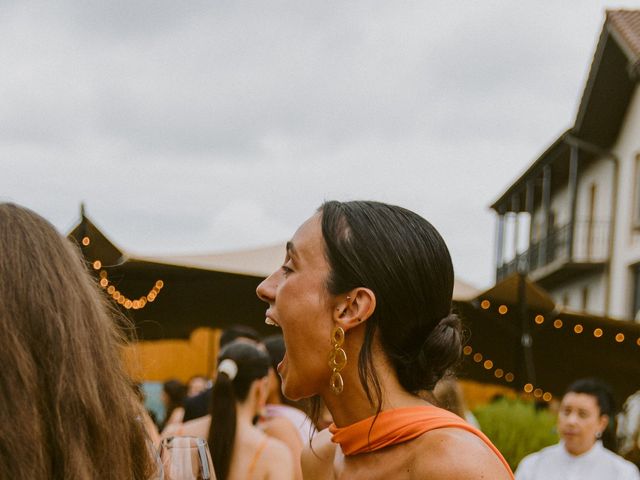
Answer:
[398, 312, 463, 393]
[437, 313, 461, 330]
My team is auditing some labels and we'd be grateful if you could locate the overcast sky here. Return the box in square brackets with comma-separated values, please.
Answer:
[2, 0, 638, 288]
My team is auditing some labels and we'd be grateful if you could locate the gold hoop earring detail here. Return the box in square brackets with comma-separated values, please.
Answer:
[329, 326, 347, 395]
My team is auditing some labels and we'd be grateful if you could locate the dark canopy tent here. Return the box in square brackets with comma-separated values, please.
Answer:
[67, 211, 482, 342]
[456, 273, 640, 403]
[68, 212, 278, 340]
[96, 259, 269, 340]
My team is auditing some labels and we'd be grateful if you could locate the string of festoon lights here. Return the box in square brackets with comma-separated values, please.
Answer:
[81, 236, 164, 311]
[472, 297, 640, 402]
[462, 342, 554, 403]
[479, 299, 640, 348]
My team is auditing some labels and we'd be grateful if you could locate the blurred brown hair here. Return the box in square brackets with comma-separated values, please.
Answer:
[0, 203, 153, 479]
[433, 377, 466, 419]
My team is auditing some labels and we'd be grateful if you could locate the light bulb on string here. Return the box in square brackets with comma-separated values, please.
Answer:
[87, 254, 163, 310]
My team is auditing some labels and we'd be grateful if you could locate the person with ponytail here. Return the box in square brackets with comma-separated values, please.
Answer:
[210, 340, 294, 480]
[257, 200, 513, 479]
[161, 339, 297, 479]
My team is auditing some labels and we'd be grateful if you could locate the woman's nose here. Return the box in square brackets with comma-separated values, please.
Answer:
[256, 271, 277, 302]
[566, 413, 578, 424]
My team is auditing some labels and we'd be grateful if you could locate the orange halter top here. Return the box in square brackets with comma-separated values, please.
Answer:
[329, 405, 513, 478]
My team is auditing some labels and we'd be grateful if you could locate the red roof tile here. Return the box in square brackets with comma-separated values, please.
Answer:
[608, 9, 640, 59]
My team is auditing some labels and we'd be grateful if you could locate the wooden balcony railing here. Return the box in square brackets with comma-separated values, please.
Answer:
[497, 220, 609, 281]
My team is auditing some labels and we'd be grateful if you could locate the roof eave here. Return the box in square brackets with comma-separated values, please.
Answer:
[489, 131, 571, 213]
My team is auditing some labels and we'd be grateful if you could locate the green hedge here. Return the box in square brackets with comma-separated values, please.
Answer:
[473, 398, 558, 471]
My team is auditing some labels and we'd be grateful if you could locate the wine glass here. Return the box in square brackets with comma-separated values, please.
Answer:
[159, 436, 216, 480]
[146, 435, 165, 480]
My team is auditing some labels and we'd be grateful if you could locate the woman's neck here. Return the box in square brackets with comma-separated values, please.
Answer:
[266, 390, 282, 405]
[563, 440, 598, 457]
[236, 397, 260, 429]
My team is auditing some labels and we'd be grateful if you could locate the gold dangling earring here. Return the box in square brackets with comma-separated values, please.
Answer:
[329, 326, 347, 394]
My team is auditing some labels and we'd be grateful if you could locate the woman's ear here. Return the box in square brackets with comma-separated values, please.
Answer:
[255, 377, 269, 408]
[333, 287, 376, 332]
[266, 368, 279, 400]
[598, 414, 609, 437]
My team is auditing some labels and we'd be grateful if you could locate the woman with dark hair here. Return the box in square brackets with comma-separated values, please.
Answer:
[209, 341, 294, 480]
[516, 378, 639, 479]
[164, 340, 295, 480]
[0, 203, 155, 479]
[256, 200, 513, 479]
[182, 325, 262, 423]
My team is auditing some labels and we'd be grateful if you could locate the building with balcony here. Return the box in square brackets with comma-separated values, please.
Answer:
[492, 10, 640, 320]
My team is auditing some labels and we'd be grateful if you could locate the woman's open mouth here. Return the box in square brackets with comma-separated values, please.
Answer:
[265, 317, 280, 327]
[264, 310, 280, 328]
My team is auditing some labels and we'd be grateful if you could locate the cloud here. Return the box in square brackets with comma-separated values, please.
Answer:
[204, 200, 293, 251]
[3, 0, 639, 288]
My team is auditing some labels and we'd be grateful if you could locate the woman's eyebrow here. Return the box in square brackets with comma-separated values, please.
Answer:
[286, 241, 297, 258]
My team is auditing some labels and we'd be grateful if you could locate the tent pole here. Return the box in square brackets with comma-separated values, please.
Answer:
[519, 272, 536, 387]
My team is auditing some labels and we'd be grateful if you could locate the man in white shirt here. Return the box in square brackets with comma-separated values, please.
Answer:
[516, 379, 639, 480]
[516, 440, 639, 480]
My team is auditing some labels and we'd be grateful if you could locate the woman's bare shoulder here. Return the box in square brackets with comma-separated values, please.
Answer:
[264, 435, 293, 456]
[410, 427, 511, 480]
[301, 428, 337, 480]
[261, 417, 304, 479]
[262, 415, 303, 449]
[262, 436, 294, 472]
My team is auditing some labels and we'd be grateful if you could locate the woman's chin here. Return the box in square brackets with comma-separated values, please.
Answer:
[563, 438, 591, 456]
[282, 383, 305, 401]
[282, 377, 315, 402]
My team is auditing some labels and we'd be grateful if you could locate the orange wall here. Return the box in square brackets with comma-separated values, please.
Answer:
[122, 330, 516, 409]
[124, 327, 221, 383]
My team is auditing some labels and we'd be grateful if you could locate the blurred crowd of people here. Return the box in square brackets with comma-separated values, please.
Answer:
[152, 325, 315, 480]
